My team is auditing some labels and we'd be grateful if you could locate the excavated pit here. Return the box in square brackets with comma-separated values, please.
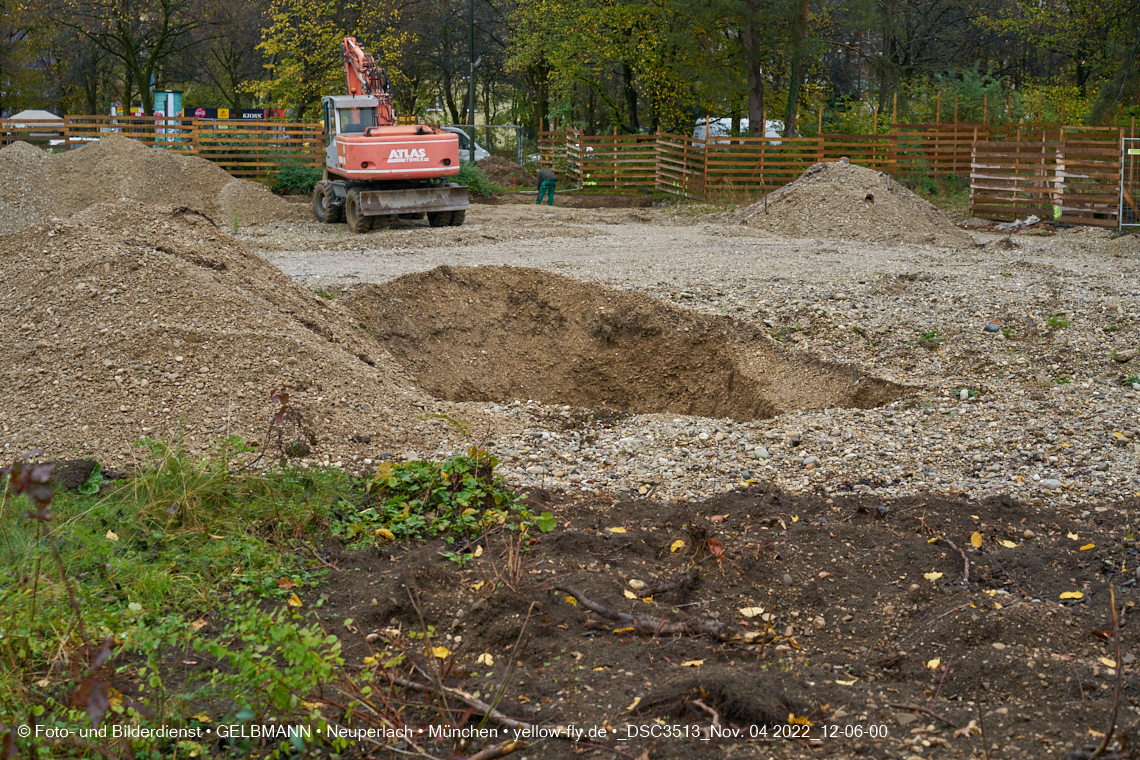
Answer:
[343, 266, 910, 419]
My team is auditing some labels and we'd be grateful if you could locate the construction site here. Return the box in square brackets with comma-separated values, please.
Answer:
[3, 59, 1140, 760]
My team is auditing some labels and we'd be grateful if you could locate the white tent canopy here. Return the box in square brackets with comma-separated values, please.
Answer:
[8, 109, 63, 122]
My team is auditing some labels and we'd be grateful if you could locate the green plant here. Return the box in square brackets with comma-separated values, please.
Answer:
[455, 160, 504, 197]
[1105, 322, 1117, 333]
[1000, 327, 1015, 340]
[1124, 374, 1139, 387]
[314, 288, 337, 300]
[274, 161, 324, 195]
[917, 330, 945, 350]
[231, 212, 240, 234]
[77, 462, 104, 495]
[1046, 314, 1071, 329]
[340, 447, 532, 544]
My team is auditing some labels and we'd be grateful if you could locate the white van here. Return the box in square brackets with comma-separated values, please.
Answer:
[693, 118, 787, 143]
[441, 127, 491, 162]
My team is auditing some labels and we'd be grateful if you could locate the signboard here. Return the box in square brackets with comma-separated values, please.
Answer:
[181, 107, 288, 120]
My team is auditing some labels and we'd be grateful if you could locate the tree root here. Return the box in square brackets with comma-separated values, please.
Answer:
[555, 585, 763, 642]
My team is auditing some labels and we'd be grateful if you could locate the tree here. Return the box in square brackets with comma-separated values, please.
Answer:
[48, 0, 210, 114]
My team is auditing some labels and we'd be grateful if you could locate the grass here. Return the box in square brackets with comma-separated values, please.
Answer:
[1046, 313, 1072, 329]
[0, 436, 541, 756]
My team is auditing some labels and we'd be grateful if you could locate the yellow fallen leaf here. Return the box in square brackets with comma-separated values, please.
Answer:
[680, 660, 704, 667]
[594, 667, 608, 671]
[983, 589, 997, 595]
[1067, 532, 1079, 540]
[191, 713, 211, 723]
[430, 646, 451, 659]
[613, 627, 635, 634]
[926, 658, 942, 670]
[1100, 657, 1117, 668]
[362, 655, 379, 666]
[924, 572, 944, 581]
[374, 527, 395, 541]
[670, 539, 685, 552]
[1060, 591, 1084, 600]
[927, 537, 940, 543]
[643, 595, 653, 603]
[970, 532, 983, 548]
[471, 581, 485, 591]
[190, 619, 208, 631]
[623, 590, 637, 600]
[1080, 543, 1095, 551]
[609, 527, 627, 533]
[626, 697, 641, 712]
[564, 595, 577, 605]
[999, 540, 1017, 548]
[738, 607, 766, 618]
[477, 653, 494, 666]
[970, 515, 980, 519]
[788, 714, 812, 726]
[474, 545, 483, 558]
[835, 679, 857, 686]
[791, 515, 799, 523]
[106, 530, 119, 542]
[301, 702, 323, 710]
[287, 593, 302, 608]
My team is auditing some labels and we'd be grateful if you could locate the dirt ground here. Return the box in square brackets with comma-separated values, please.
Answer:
[314, 484, 1140, 760]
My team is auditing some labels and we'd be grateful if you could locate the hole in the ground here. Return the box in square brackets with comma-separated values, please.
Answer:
[864, 193, 875, 204]
[344, 266, 910, 419]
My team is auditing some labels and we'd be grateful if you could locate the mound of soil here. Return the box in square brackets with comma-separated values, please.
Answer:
[342, 266, 907, 419]
[1106, 231, 1140, 257]
[0, 201, 462, 465]
[735, 162, 974, 247]
[0, 141, 52, 234]
[315, 483, 1136, 759]
[477, 155, 536, 188]
[0, 137, 303, 233]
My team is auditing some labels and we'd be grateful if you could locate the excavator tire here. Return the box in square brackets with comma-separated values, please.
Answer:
[427, 211, 452, 228]
[313, 182, 343, 224]
[448, 210, 466, 227]
[345, 189, 372, 234]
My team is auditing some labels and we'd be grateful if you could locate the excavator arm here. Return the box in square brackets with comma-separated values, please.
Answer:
[342, 37, 394, 125]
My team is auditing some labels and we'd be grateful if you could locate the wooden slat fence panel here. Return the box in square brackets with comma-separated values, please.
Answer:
[579, 133, 657, 189]
[969, 139, 1123, 227]
[1, 115, 325, 179]
[655, 132, 705, 199]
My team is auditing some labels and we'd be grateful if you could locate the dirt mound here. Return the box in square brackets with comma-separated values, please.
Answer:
[477, 155, 536, 189]
[0, 141, 52, 234]
[735, 162, 974, 247]
[342, 266, 908, 419]
[1106, 231, 1140, 257]
[0, 137, 303, 232]
[0, 201, 460, 465]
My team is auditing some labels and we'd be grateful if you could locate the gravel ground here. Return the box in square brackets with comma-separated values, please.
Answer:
[240, 204, 1140, 509]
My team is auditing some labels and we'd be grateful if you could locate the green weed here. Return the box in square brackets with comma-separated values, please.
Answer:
[917, 330, 945, 350]
[1046, 314, 1071, 329]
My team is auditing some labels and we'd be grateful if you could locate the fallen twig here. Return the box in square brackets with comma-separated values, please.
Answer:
[296, 539, 340, 570]
[555, 585, 761, 642]
[1089, 585, 1123, 759]
[887, 702, 957, 728]
[931, 655, 953, 704]
[466, 739, 529, 760]
[937, 537, 970, 582]
[390, 675, 549, 734]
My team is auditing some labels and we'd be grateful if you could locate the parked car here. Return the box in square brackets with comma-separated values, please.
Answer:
[441, 127, 490, 162]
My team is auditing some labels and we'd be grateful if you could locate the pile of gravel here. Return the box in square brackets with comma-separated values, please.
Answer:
[735, 162, 974, 247]
[0, 201, 482, 465]
[477, 155, 537, 189]
[0, 136, 304, 234]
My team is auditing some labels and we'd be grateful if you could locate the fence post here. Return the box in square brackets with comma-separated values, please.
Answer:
[613, 124, 618, 190]
[936, 92, 941, 125]
[816, 108, 823, 164]
[703, 115, 710, 200]
[983, 94, 988, 124]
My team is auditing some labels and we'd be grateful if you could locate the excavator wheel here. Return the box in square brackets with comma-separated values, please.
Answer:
[345, 189, 372, 234]
[427, 211, 452, 228]
[448, 210, 466, 227]
[313, 182, 343, 224]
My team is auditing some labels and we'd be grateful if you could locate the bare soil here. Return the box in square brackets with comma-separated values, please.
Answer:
[314, 484, 1140, 759]
[491, 193, 656, 208]
[342, 266, 907, 419]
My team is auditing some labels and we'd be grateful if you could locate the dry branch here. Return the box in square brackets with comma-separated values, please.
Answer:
[555, 586, 763, 643]
[887, 702, 957, 728]
[466, 739, 529, 760]
[937, 537, 970, 582]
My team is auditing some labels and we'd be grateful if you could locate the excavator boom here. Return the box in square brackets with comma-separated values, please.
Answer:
[342, 37, 393, 125]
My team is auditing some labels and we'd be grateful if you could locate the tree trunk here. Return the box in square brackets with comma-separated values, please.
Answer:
[622, 62, 639, 131]
[783, 0, 810, 137]
[741, 2, 766, 137]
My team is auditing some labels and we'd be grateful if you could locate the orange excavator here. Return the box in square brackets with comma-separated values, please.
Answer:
[311, 37, 469, 232]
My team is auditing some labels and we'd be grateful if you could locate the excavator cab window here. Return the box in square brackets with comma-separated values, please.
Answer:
[322, 102, 332, 145]
[337, 107, 378, 134]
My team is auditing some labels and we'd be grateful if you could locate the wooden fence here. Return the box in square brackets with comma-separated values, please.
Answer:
[970, 137, 1124, 227]
[533, 122, 1134, 225]
[0, 115, 324, 179]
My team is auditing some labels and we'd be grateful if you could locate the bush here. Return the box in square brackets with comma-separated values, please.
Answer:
[274, 162, 324, 195]
[455, 160, 503, 197]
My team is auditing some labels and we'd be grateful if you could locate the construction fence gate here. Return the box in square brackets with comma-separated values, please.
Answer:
[1123, 138, 1140, 230]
